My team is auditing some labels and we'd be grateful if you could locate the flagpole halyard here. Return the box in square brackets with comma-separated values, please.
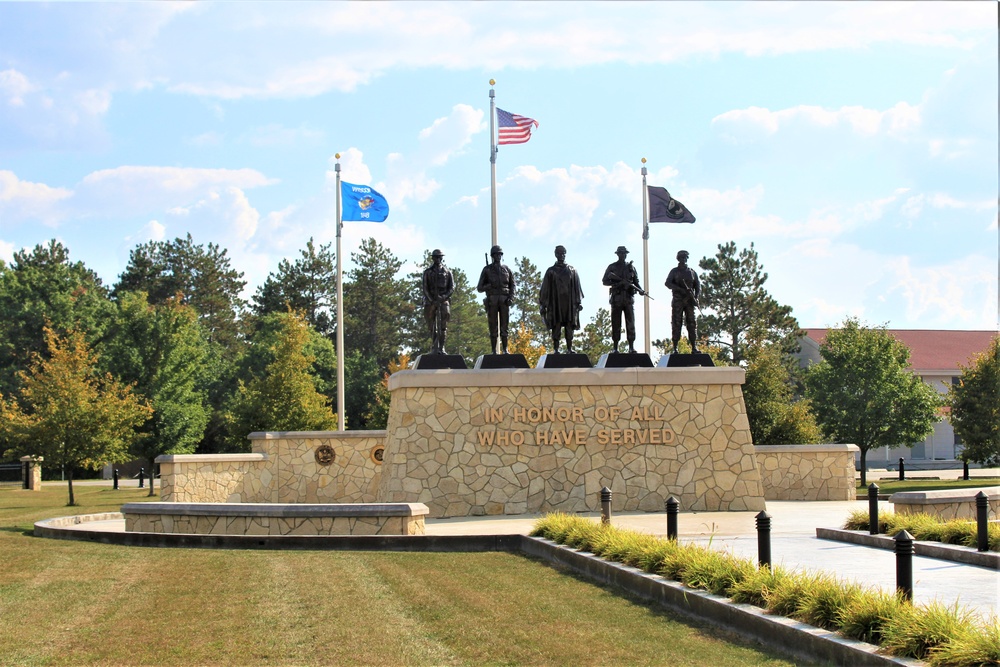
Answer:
[489, 79, 498, 248]
[335, 156, 346, 432]
[642, 158, 651, 356]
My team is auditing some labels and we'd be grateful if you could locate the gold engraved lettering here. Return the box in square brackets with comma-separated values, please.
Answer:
[636, 429, 649, 444]
[536, 430, 549, 445]
[527, 408, 541, 423]
[595, 407, 608, 421]
[573, 407, 584, 421]
[623, 429, 635, 445]
[512, 407, 526, 422]
[663, 429, 676, 444]
[556, 406, 570, 421]
[611, 430, 622, 445]
[576, 429, 586, 444]
[496, 431, 509, 446]
[541, 407, 555, 422]
[511, 431, 525, 445]
[478, 431, 495, 446]
[487, 408, 504, 423]
[650, 429, 661, 444]
[597, 429, 610, 444]
[630, 406, 642, 420]
[609, 407, 621, 420]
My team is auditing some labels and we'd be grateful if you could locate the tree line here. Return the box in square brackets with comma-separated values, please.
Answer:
[1, 235, 995, 503]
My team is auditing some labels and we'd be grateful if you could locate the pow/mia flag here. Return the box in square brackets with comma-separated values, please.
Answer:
[648, 185, 695, 224]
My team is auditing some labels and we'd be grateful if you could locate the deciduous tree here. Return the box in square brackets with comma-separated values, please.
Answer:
[102, 292, 210, 495]
[949, 336, 1000, 466]
[510, 256, 547, 348]
[805, 319, 941, 486]
[697, 241, 801, 364]
[0, 328, 151, 505]
[576, 308, 612, 364]
[224, 312, 336, 450]
[743, 344, 822, 446]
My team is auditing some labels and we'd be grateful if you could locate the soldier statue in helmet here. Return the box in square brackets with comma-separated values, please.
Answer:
[477, 244, 516, 354]
[422, 249, 455, 355]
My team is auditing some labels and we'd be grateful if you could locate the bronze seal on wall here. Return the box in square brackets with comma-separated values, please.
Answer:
[314, 445, 336, 466]
[370, 446, 384, 464]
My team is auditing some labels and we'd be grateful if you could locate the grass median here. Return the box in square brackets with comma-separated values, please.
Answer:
[1, 486, 802, 666]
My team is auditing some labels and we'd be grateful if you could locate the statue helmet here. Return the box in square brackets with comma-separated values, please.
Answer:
[490, 245, 503, 256]
[616, 245, 629, 255]
[431, 249, 445, 258]
[677, 250, 690, 261]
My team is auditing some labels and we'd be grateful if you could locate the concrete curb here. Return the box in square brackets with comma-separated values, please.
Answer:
[817, 528, 999, 569]
[521, 537, 924, 667]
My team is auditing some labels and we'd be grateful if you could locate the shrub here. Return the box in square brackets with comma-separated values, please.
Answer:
[728, 564, 789, 608]
[796, 574, 864, 631]
[881, 601, 975, 660]
[927, 619, 1000, 667]
[843, 509, 1000, 551]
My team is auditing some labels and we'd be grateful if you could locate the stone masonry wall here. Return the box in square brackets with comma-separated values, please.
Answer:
[125, 512, 423, 536]
[376, 367, 766, 517]
[157, 431, 385, 503]
[755, 445, 859, 501]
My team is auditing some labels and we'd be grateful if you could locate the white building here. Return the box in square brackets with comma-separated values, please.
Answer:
[796, 329, 996, 469]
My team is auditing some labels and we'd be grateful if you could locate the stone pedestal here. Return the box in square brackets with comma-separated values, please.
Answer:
[19, 456, 42, 491]
[377, 367, 765, 517]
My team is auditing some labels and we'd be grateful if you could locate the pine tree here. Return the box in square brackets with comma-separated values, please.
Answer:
[697, 241, 801, 364]
[252, 238, 336, 336]
[510, 256, 547, 348]
[342, 238, 412, 369]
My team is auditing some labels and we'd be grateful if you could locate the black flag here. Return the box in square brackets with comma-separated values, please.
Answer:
[648, 185, 695, 223]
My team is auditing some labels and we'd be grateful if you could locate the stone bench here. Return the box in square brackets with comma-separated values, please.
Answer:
[121, 502, 428, 536]
[890, 487, 999, 521]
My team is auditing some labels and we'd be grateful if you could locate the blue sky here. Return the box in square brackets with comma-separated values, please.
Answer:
[1, 1, 996, 343]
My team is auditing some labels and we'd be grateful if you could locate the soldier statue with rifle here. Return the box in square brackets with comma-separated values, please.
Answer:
[422, 249, 455, 355]
[601, 245, 649, 354]
[663, 249, 700, 354]
[477, 245, 516, 354]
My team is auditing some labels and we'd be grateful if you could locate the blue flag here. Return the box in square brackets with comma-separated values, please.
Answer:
[341, 181, 389, 222]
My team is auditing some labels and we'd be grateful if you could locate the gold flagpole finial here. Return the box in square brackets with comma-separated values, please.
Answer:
[335, 153, 341, 161]
[641, 157, 646, 164]
[489, 78, 496, 86]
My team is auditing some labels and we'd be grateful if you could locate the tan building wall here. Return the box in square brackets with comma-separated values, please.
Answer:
[376, 367, 766, 517]
[754, 444, 859, 501]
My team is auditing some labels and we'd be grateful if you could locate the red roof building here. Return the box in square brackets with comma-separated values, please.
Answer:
[795, 329, 997, 467]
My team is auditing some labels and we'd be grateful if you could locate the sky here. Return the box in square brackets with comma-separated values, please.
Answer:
[1, 1, 997, 349]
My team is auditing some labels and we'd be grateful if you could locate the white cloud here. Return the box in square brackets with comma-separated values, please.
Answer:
[0, 69, 36, 106]
[0, 171, 73, 225]
[884, 254, 997, 326]
[712, 102, 922, 142]
[240, 123, 325, 148]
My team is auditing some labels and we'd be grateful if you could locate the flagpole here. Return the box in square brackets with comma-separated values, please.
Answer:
[489, 79, 498, 247]
[641, 158, 651, 356]
[335, 155, 346, 432]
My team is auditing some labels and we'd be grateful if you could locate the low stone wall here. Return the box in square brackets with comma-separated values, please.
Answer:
[890, 487, 1000, 521]
[377, 367, 765, 517]
[157, 431, 385, 503]
[122, 502, 426, 536]
[20, 456, 42, 491]
[754, 444, 859, 501]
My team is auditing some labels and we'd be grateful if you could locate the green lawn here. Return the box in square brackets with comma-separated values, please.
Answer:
[859, 477, 1000, 494]
[0, 486, 806, 666]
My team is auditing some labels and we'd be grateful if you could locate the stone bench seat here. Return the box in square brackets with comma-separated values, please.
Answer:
[890, 487, 999, 521]
[122, 502, 428, 536]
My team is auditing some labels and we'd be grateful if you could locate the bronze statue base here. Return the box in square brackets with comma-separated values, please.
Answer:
[596, 352, 654, 368]
[474, 354, 530, 370]
[412, 354, 468, 370]
[657, 353, 715, 368]
[536, 353, 592, 369]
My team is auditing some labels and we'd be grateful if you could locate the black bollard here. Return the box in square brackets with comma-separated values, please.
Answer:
[868, 483, 880, 535]
[963, 460, 970, 481]
[895, 530, 914, 601]
[976, 491, 989, 552]
[755, 511, 772, 570]
[898, 458, 905, 481]
[138, 467, 145, 489]
[665, 497, 679, 540]
[22, 461, 29, 490]
[113, 469, 119, 490]
[600, 487, 612, 525]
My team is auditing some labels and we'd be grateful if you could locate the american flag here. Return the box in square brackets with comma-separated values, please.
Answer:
[496, 108, 539, 145]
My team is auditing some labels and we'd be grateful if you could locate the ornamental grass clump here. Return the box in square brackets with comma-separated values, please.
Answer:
[880, 601, 977, 661]
[678, 549, 758, 597]
[728, 564, 790, 608]
[925, 620, 1000, 667]
[843, 509, 1000, 551]
[795, 574, 864, 631]
[836, 589, 908, 646]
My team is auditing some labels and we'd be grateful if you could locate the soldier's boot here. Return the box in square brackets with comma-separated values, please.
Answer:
[490, 335, 498, 355]
[688, 334, 699, 354]
[551, 332, 561, 354]
[671, 338, 680, 354]
[439, 331, 447, 355]
[628, 339, 637, 354]
[565, 332, 574, 354]
[611, 339, 620, 353]
[501, 335, 509, 354]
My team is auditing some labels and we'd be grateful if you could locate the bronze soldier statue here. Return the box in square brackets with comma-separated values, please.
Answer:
[539, 245, 584, 354]
[422, 249, 455, 355]
[477, 245, 516, 354]
[664, 250, 700, 353]
[602, 245, 646, 353]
